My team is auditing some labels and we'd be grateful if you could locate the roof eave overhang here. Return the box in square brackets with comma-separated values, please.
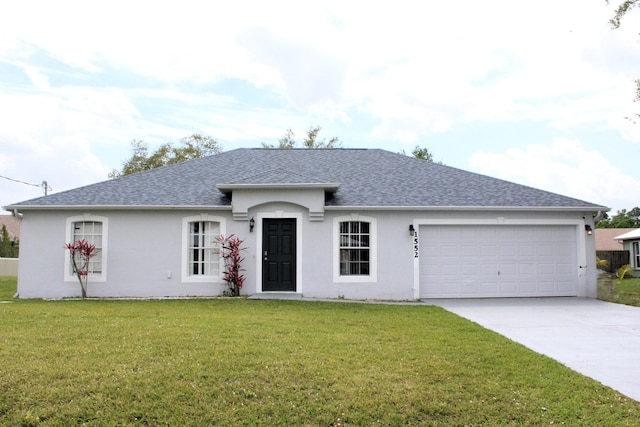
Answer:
[5, 204, 609, 213]
[4, 205, 233, 212]
[613, 232, 640, 241]
[325, 205, 610, 212]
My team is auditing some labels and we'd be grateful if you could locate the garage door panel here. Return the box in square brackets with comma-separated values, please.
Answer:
[554, 244, 574, 256]
[516, 263, 536, 274]
[420, 225, 578, 298]
[478, 282, 499, 294]
[556, 263, 574, 275]
[538, 263, 555, 275]
[479, 263, 498, 274]
[557, 280, 575, 292]
[458, 244, 478, 257]
[500, 264, 519, 275]
[517, 246, 536, 257]
[461, 264, 478, 275]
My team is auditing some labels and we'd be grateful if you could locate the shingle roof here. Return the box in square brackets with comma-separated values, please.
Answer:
[4, 148, 607, 210]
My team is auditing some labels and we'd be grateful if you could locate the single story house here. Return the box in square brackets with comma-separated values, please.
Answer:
[594, 227, 635, 273]
[4, 148, 607, 300]
[613, 229, 640, 278]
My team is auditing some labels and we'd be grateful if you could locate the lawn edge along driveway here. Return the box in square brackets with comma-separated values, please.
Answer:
[431, 297, 640, 402]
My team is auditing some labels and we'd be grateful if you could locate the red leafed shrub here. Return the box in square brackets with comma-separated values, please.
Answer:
[65, 239, 97, 298]
[215, 234, 246, 296]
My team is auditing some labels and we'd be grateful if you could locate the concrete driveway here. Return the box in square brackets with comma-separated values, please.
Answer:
[431, 297, 640, 402]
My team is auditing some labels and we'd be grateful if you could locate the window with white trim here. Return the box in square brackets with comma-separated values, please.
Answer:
[188, 221, 220, 276]
[64, 215, 108, 282]
[333, 215, 377, 282]
[633, 241, 640, 269]
[340, 221, 370, 275]
[182, 215, 225, 282]
[72, 221, 103, 274]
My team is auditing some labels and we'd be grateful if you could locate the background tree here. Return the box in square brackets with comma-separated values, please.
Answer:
[400, 145, 441, 163]
[596, 207, 640, 228]
[608, 0, 640, 121]
[609, 0, 639, 28]
[109, 134, 221, 178]
[0, 225, 19, 258]
[262, 126, 341, 149]
[411, 146, 436, 161]
[628, 207, 640, 225]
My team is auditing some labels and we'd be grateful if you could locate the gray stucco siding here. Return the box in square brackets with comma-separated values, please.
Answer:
[14, 204, 598, 300]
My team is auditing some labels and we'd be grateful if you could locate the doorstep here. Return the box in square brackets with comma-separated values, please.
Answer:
[248, 293, 303, 300]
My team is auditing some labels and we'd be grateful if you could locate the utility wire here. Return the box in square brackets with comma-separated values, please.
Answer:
[0, 175, 51, 195]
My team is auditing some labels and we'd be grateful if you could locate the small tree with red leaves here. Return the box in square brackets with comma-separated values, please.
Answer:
[215, 234, 246, 296]
[65, 239, 98, 298]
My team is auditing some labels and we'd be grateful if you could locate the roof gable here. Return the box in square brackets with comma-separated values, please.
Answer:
[5, 148, 607, 211]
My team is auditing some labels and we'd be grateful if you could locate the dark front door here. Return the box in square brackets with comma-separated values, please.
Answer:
[262, 218, 297, 292]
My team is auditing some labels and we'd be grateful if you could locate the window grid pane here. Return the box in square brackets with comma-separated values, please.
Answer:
[72, 221, 103, 274]
[188, 221, 220, 277]
[339, 221, 370, 276]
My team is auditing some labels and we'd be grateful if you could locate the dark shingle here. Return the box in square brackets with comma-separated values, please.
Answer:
[6, 148, 606, 209]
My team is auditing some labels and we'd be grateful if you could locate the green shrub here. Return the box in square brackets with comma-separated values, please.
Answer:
[617, 264, 632, 281]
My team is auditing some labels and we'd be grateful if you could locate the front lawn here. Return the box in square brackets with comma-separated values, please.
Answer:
[1, 280, 639, 425]
[0, 275, 16, 300]
[598, 275, 640, 307]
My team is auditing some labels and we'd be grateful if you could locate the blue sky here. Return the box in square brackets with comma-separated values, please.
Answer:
[1, 0, 639, 213]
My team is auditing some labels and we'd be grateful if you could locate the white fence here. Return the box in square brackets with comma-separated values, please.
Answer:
[0, 258, 18, 276]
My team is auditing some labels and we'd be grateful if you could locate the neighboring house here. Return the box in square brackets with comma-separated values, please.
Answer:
[595, 228, 635, 273]
[613, 229, 640, 278]
[0, 214, 20, 242]
[4, 148, 607, 300]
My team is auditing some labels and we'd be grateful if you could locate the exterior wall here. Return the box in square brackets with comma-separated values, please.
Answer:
[242, 203, 416, 300]
[17, 210, 241, 298]
[15, 205, 599, 300]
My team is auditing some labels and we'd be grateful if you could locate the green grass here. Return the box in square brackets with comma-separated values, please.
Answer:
[598, 275, 640, 307]
[1, 278, 639, 425]
[0, 276, 16, 300]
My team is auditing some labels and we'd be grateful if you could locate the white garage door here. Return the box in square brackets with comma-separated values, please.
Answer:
[419, 225, 578, 298]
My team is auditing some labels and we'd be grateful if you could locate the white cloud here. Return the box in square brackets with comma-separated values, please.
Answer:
[0, 82, 141, 206]
[2, 1, 637, 137]
[1, 0, 640, 210]
[468, 138, 640, 212]
[0, 129, 109, 207]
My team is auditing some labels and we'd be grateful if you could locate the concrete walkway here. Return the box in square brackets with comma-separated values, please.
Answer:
[430, 297, 640, 402]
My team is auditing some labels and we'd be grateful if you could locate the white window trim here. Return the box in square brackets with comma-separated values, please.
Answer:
[64, 214, 108, 283]
[181, 214, 226, 283]
[333, 214, 377, 283]
[633, 241, 640, 270]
